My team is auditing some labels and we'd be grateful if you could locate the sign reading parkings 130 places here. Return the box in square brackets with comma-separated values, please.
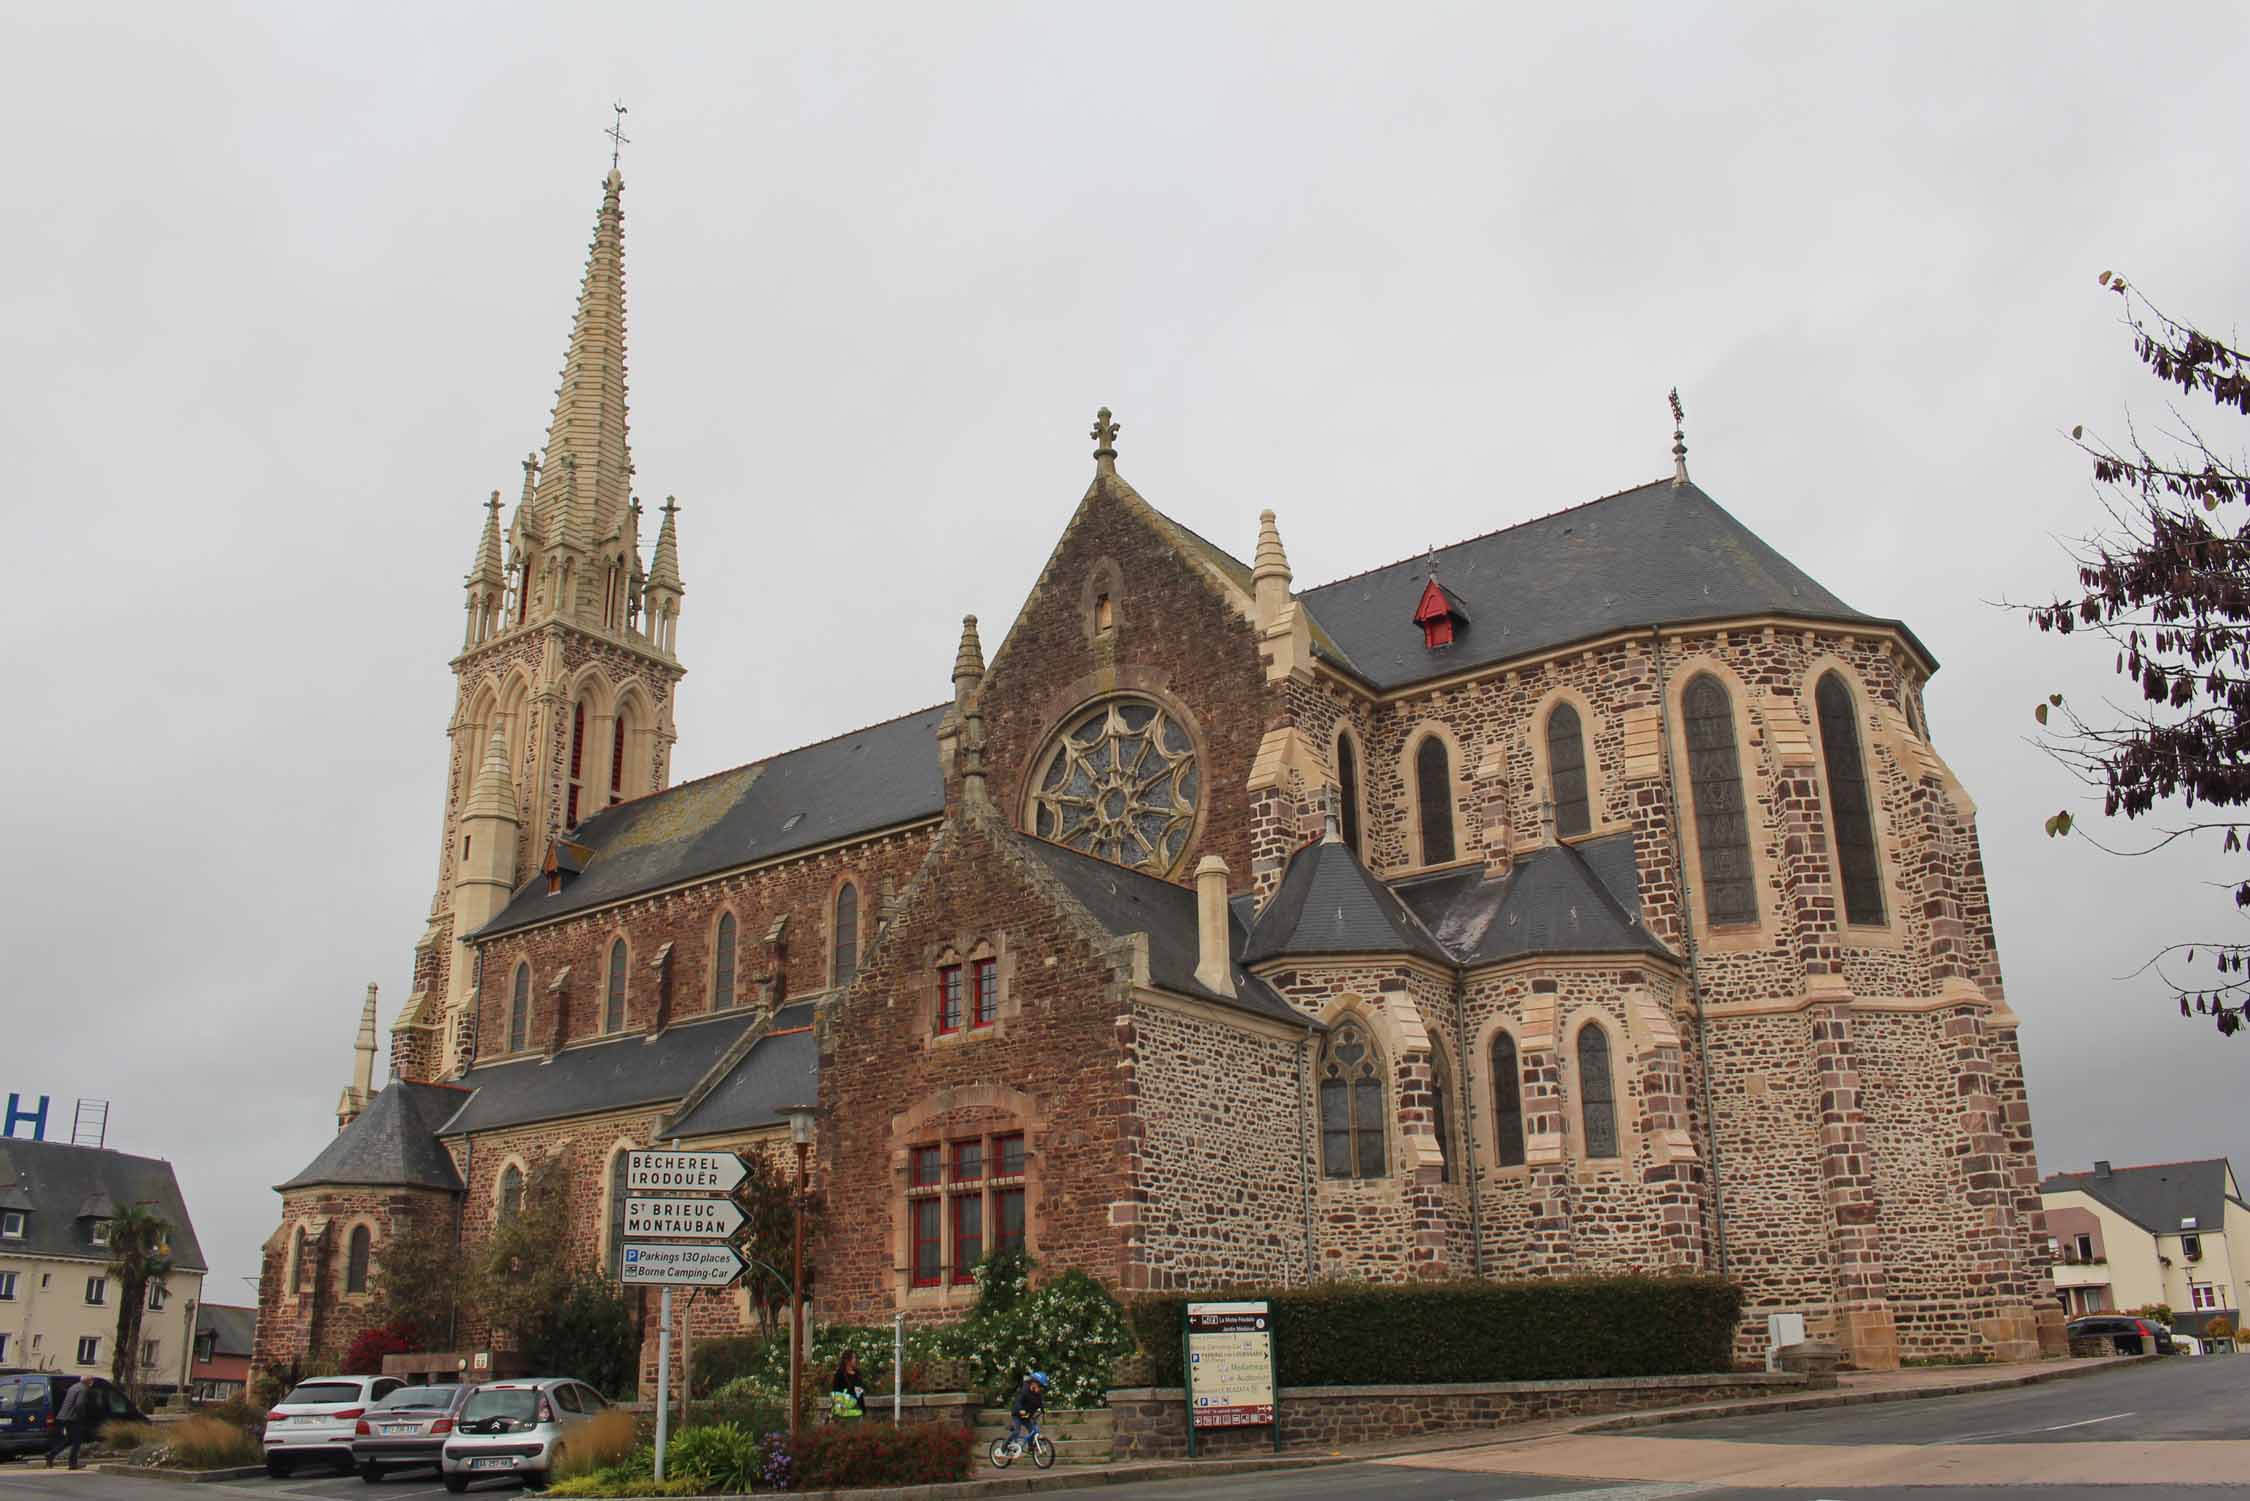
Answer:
[625, 1149, 748, 1194]
[1185, 1300, 1275, 1431]
[620, 1242, 747, 1287]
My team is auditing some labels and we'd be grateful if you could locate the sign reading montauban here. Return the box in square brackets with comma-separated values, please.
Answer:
[625, 1195, 746, 1239]
[626, 1150, 748, 1194]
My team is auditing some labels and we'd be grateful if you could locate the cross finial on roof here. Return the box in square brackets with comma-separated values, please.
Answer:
[1669, 387, 1689, 486]
[606, 101, 631, 171]
[1090, 406, 1120, 473]
[1425, 543, 1439, 581]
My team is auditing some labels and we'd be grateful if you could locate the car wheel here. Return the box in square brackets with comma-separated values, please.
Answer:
[443, 1476, 470, 1494]
[266, 1457, 293, 1479]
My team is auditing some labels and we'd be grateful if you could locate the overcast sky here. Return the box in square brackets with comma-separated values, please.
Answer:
[6, 3, 2246, 1299]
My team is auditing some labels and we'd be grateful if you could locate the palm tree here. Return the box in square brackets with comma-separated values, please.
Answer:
[106, 1202, 175, 1400]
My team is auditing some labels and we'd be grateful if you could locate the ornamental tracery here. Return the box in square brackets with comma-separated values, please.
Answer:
[1026, 698, 1199, 874]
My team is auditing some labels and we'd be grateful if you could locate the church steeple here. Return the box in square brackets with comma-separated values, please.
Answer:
[463, 490, 506, 648]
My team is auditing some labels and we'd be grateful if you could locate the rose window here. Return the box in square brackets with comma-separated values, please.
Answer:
[1027, 699, 1199, 874]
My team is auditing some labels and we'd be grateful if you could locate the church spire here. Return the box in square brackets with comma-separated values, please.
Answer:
[528, 168, 636, 620]
[463, 490, 506, 648]
[644, 496, 684, 654]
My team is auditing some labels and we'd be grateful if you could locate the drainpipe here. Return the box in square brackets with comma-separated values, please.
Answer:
[1297, 1032, 1315, 1282]
[1453, 968, 1483, 1278]
[1652, 627, 1728, 1277]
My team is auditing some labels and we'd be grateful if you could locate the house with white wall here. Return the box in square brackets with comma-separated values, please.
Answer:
[2041, 1158, 2248, 1340]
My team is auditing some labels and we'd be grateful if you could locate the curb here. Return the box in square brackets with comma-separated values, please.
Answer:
[1574, 1355, 2157, 1435]
[96, 1464, 270, 1484]
[589, 1456, 1340, 1501]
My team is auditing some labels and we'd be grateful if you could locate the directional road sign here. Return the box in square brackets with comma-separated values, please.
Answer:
[625, 1195, 746, 1240]
[620, 1241, 746, 1288]
[625, 1149, 749, 1195]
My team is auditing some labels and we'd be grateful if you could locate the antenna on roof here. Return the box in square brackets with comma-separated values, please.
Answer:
[1669, 387, 1689, 487]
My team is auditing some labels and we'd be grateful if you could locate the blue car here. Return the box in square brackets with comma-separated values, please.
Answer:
[0, 1371, 148, 1459]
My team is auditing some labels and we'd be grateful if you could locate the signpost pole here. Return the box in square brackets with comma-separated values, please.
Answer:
[1181, 1306, 1196, 1459]
[892, 1312, 904, 1425]
[654, 1284, 672, 1479]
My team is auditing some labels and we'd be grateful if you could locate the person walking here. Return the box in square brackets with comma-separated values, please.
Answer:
[45, 1378, 97, 1469]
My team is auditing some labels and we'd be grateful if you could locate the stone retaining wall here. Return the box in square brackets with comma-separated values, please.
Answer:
[1108, 1373, 1808, 1459]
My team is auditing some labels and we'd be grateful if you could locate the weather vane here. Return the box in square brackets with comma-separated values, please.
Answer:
[607, 101, 631, 170]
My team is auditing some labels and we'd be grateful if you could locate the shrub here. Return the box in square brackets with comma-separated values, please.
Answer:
[95, 1421, 164, 1455]
[198, 1394, 265, 1436]
[341, 1320, 420, 1376]
[546, 1476, 709, 1498]
[552, 1408, 638, 1480]
[663, 1422, 763, 1491]
[1126, 1275, 1743, 1387]
[706, 1322, 954, 1408]
[789, 1423, 973, 1489]
[522, 1273, 639, 1400]
[165, 1415, 265, 1468]
[954, 1261, 1135, 1408]
[689, 1334, 765, 1394]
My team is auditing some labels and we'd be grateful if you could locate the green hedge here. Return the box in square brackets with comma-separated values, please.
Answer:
[1126, 1275, 1742, 1387]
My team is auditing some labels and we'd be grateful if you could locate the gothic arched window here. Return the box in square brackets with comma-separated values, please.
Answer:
[1547, 703, 1590, 838]
[288, 1228, 307, 1294]
[1415, 736, 1456, 866]
[345, 1225, 371, 1294]
[1577, 1024, 1619, 1160]
[1336, 731, 1363, 855]
[604, 939, 628, 1032]
[508, 963, 530, 1053]
[713, 912, 738, 1010]
[1319, 1020, 1388, 1179]
[833, 884, 859, 988]
[1816, 672, 1886, 926]
[1491, 1030, 1526, 1168]
[566, 699, 589, 827]
[605, 1152, 630, 1277]
[1430, 1044, 1456, 1184]
[498, 1165, 524, 1224]
[1683, 674, 1757, 925]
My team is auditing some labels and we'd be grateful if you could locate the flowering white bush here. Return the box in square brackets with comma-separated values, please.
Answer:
[953, 1255, 1134, 1408]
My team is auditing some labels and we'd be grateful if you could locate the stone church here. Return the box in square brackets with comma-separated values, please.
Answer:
[258, 165, 2060, 1383]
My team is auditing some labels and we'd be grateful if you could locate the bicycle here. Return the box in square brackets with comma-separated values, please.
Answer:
[987, 1422, 1055, 1470]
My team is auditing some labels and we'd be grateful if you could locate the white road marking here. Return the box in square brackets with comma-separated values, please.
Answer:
[2038, 1410, 2135, 1432]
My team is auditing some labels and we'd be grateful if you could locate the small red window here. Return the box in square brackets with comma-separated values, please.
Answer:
[952, 1140, 984, 1182]
[995, 1133, 1026, 1178]
[952, 1194, 983, 1282]
[1421, 615, 1454, 650]
[995, 1187, 1025, 1253]
[936, 965, 963, 1033]
[909, 1145, 941, 1188]
[910, 1199, 942, 1287]
[971, 958, 998, 1027]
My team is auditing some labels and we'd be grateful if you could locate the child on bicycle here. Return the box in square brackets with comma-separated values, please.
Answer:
[1005, 1370, 1048, 1453]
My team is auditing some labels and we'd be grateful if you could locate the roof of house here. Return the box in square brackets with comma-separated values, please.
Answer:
[1243, 835, 1453, 965]
[1013, 835, 1307, 1028]
[435, 1011, 760, 1138]
[1393, 833, 1672, 966]
[0, 1138, 209, 1271]
[666, 1004, 820, 1139]
[476, 705, 948, 939]
[278, 1082, 467, 1193]
[195, 1304, 257, 1359]
[2039, 1158, 2241, 1237]
[1296, 479, 1922, 690]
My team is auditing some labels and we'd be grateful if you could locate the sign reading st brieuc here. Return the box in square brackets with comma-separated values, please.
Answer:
[625, 1196, 747, 1240]
[625, 1149, 749, 1194]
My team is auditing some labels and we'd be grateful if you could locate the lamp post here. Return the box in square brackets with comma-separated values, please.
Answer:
[784, 1105, 818, 1448]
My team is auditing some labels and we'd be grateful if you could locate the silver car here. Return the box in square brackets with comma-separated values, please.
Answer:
[439, 1378, 608, 1492]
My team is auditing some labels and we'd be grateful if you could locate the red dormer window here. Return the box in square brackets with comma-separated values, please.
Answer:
[1413, 577, 1468, 651]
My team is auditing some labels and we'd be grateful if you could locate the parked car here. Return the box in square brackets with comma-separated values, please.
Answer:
[2066, 1314, 2176, 1356]
[352, 1382, 474, 1482]
[0, 1372, 148, 1460]
[440, 1378, 609, 1492]
[265, 1374, 406, 1477]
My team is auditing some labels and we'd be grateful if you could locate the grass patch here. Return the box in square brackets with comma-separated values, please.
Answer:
[165, 1415, 266, 1468]
[95, 1421, 165, 1454]
[546, 1477, 711, 1498]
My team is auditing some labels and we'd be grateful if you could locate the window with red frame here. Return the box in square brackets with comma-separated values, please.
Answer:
[910, 1199, 941, 1287]
[995, 1188, 1025, 1253]
[910, 1145, 940, 1188]
[951, 1194, 982, 1281]
[902, 1131, 1027, 1289]
[996, 1133, 1026, 1177]
[936, 965, 963, 1033]
[971, 958, 998, 1027]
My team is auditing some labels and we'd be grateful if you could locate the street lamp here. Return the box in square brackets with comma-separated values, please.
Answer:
[783, 1105, 818, 1448]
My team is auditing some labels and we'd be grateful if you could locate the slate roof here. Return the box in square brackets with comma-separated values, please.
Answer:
[1243, 836, 1453, 965]
[0, 1139, 209, 1270]
[2040, 1158, 2240, 1237]
[436, 1012, 758, 1138]
[666, 1003, 820, 1139]
[1013, 835, 1307, 1027]
[195, 1304, 257, 1360]
[477, 706, 947, 939]
[1296, 479, 1925, 691]
[1394, 833, 1672, 967]
[279, 1082, 466, 1192]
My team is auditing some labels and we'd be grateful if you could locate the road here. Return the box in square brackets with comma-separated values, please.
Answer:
[0, 1359, 2242, 1500]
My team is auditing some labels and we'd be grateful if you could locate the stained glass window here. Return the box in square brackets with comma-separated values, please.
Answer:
[1029, 699, 1199, 874]
[713, 913, 737, 1010]
[1491, 1031, 1525, 1168]
[1816, 673, 1886, 926]
[1578, 1025, 1619, 1160]
[345, 1226, 370, 1293]
[498, 1165, 524, 1224]
[1336, 733, 1363, 854]
[1548, 703, 1590, 837]
[1319, 1021, 1387, 1179]
[508, 963, 530, 1052]
[1415, 737, 1456, 865]
[833, 884, 859, 987]
[605, 939, 627, 1031]
[1683, 675, 1756, 925]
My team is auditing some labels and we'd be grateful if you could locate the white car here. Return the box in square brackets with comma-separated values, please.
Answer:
[265, 1375, 405, 1477]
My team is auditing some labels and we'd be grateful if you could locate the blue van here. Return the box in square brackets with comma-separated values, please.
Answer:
[0, 1372, 147, 1459]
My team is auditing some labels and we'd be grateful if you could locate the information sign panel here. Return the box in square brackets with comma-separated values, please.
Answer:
[625, 1150, 748, 1194]
[619, 1242, 746, 1287]
[625, 1196, 746, 1240]
[1184, 1299, 1277, 1450]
